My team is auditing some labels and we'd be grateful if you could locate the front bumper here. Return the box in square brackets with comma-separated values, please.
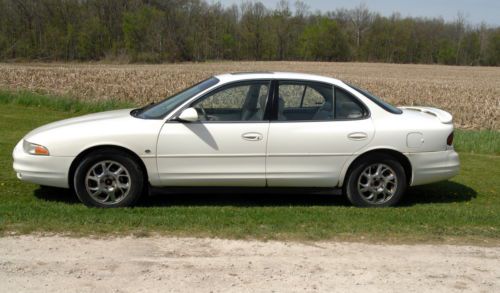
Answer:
[12, 140, 73, 188]
[407, 149, 460, 186]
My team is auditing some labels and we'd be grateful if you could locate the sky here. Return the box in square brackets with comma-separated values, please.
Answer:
[216, 0, 500, 26]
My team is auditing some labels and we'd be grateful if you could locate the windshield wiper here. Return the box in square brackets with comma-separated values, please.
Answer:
[130, 101, 156, 117]
[130, 108, 141, 117]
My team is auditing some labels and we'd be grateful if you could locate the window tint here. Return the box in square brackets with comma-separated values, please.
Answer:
[199, 86, 247, 109]
[334, 87, 369, 119]
[302, 87, 325, 107]
[279, 84, 304, 108]
[278, 84, 325, 108]
[276, 81, 369, 121]
[192, 81, 269, 121]
[136, 77, 219, 119]
[278, 81, 333, 121]
[347, 83, 402, 114]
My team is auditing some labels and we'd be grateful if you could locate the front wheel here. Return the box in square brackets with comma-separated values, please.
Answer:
[345, 154, 407, 207]
[73, 150, 144, 207]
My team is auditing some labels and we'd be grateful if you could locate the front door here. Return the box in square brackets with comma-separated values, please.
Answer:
[266, 80, 375, 187]
[156, 80, 271, 186]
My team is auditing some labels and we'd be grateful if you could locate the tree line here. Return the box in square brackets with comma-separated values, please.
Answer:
[1, 0, 499, 65]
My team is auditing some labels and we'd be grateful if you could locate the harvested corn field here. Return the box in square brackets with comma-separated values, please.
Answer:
[0, 62, 498, 129]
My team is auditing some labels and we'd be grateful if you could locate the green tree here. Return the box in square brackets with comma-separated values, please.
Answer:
[239, 1, 273, 59]
[461, 31, 481, 65]
[437, 40, 456, 65]
[299, 18, 351, 61]
[77, 17, 110, 60]
[122, 6, 165, 62]
[272, 0, 293, 60]
[362, 16, 393, 62]
[0, 0, 498, 65]
[486, 29, 500, 65]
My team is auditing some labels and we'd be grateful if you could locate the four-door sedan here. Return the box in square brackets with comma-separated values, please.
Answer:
[13, 72, 460, 207]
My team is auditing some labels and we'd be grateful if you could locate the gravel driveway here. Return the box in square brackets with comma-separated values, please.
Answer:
[1, 236, 499, 292]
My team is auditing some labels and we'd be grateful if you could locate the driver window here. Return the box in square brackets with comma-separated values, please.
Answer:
[192, 81, 269, 122]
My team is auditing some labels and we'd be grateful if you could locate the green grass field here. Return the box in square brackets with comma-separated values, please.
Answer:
[0, 90, 499, 242]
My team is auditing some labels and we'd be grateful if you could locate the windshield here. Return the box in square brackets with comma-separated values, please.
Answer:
[133, 77, 219, 119]
[347, 83, 402, 114]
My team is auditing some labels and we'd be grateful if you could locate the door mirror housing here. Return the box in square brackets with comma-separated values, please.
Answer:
[177, 107, 199, 122]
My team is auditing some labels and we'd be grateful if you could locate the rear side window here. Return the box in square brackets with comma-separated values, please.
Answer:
[303, 87, 325, 107]
[334, 87, 369, 119]
[279, 84, 305, 108]
[347, 83, 402, 114]
[277, 81, 333, 121]
[276, 80, 368, 121]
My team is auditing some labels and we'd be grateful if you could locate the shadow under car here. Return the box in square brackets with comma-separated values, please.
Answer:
[34, 180, 476, 207]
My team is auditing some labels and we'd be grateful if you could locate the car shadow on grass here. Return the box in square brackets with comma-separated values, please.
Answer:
[401, 180, 477, 206]
[141, 180, 476, 207]
[34, 186, 81, 204]
[33, 180, 476, 207]
[141, 187, 351, 207]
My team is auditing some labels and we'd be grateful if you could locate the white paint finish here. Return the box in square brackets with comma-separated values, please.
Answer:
[24, 109, 163, 158]
[12, 72, 460, 191]
[407, 150, 460, 186]
[19, 109, 165, 187]
[12, 140, 73, 188]
[266, 119, 374, 187]
[399, 106, 453, 124]
[407, 132, 424, 148]
[156, 122, 269, 186]
[369, 109, 453, 153]
[177, 107, 199, 122]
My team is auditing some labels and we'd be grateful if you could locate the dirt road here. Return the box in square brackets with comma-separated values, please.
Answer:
[1, 236, 499, 292]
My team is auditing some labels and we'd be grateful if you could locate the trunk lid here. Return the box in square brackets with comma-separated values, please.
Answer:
[399, 106, 453, 124]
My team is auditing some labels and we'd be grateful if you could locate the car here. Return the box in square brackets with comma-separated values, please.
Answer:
[13, 72, 460, 208]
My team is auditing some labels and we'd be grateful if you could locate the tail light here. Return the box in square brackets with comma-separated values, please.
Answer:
[446, 132, 454, 146]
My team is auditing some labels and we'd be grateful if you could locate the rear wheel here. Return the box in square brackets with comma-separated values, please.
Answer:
[345, 154, 407, 207]
[73, 150, 144, 207]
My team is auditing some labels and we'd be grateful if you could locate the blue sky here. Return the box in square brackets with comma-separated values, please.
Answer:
[216, 0, 500, 26]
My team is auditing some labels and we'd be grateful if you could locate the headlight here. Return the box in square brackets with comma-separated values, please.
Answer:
[23, 140, 50, 156]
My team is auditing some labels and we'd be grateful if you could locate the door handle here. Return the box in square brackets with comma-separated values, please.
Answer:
[348, 132, 368, 140]
[242, 132, 263, 141]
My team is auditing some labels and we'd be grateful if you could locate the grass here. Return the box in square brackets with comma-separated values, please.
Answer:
[0, 89, 133, 113]
[0, 90, 499, 242]
[454, 130, 499, 155]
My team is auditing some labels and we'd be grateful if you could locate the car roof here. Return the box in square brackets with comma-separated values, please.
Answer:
[214, 72, 344, 86]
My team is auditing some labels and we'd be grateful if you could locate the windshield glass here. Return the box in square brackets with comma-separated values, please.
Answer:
[347, 83, 402, 114]
[135, 77, 219, 119]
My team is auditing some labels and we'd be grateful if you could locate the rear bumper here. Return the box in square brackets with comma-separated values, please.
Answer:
[12, 140, 73, 188]
[407, 149, 460, 186]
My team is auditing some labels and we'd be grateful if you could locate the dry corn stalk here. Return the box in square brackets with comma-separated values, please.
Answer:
[0, 62, 498, 130]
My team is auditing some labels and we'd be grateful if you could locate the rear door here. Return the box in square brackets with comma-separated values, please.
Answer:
[266, 80, 375, 187]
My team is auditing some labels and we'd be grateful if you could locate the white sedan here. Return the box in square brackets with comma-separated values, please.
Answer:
[13, 72, 460, 207]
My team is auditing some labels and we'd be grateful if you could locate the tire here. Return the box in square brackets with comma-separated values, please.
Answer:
[73, 149, 144, 208]
[345, 154, 407, 207]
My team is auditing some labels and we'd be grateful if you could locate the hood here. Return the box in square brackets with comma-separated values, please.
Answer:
[398, 106, 453, 124]
[25, 108, 134, 139]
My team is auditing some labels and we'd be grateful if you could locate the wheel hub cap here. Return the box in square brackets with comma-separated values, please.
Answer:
[85, 160, 131, 205]
[357, 163, 398, 204]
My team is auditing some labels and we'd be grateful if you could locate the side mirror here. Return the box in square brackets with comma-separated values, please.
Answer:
[177, 107, 199, 122]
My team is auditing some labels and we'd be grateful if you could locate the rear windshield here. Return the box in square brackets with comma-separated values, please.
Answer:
[347, 83, 403, 114]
